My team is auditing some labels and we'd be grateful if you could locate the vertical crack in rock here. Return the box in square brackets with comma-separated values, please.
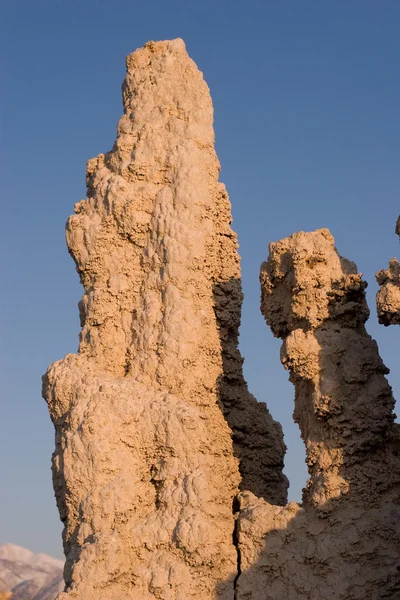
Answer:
[42, 39, 286, 599]
[231, 497, 242, 600]
[234, 229, 400, 599]
[376, 216, 400, 325]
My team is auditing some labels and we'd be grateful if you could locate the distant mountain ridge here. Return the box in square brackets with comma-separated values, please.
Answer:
[0, 544, 64, 600]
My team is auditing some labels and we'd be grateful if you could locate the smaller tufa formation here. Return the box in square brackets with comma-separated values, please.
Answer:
[260, 228, 396, 508]
[234, 229, 400, 600]
[376, 216, 400, 325]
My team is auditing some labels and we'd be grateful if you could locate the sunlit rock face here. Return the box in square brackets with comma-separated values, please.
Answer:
[43, 39, 286, 600]
[43, 38, 400, 600]
[376, 216, 400, 326]
[233, 229, 400, 600]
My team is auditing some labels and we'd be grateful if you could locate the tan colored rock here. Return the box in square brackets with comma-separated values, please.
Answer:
[376, 216, 400, 325]
[234, 229, 400, 599]
[43, 39, 286, 599]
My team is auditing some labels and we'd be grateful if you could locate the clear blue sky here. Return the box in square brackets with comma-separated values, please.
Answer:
[1, 0, 399, 559]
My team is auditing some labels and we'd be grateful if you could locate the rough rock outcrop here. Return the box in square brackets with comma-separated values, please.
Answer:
[376, 216, 400, 325]
[43, 39, 286, 599]
[234, 229, 400, 599]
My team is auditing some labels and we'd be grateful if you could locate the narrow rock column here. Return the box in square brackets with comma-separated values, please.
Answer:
[235, 229, 400, 600]
[260, 228, 396, 507]
[376, 216, 400, 325]
[43, 39, 286, 600]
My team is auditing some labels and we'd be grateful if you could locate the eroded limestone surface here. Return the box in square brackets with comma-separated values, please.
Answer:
[234, 229, 400, 599]
[376, 216, 400, 325]
[43, 39, 286, 599]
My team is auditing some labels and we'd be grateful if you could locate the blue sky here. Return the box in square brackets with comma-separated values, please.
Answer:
[1, 0, 399, 558]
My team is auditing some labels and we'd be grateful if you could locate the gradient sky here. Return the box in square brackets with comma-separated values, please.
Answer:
[1, 0, 399, 559]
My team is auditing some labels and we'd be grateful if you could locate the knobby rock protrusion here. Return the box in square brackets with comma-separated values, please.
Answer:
[376, 216, 400, 325]
[42, 39, 286, 600]
[234, 229, 400, 599]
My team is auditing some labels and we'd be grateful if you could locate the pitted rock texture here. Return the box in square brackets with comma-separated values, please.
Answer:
[43, 39, 286, 599]
[234, 229, 400, 599]
[260, 229, 398, 508]
[376, 216, 400, 326]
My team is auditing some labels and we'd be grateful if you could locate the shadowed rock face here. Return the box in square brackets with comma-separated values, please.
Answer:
[233, 229, 400, 599]
[42, 39, 286, 599]
[376, 216, 400, 326]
